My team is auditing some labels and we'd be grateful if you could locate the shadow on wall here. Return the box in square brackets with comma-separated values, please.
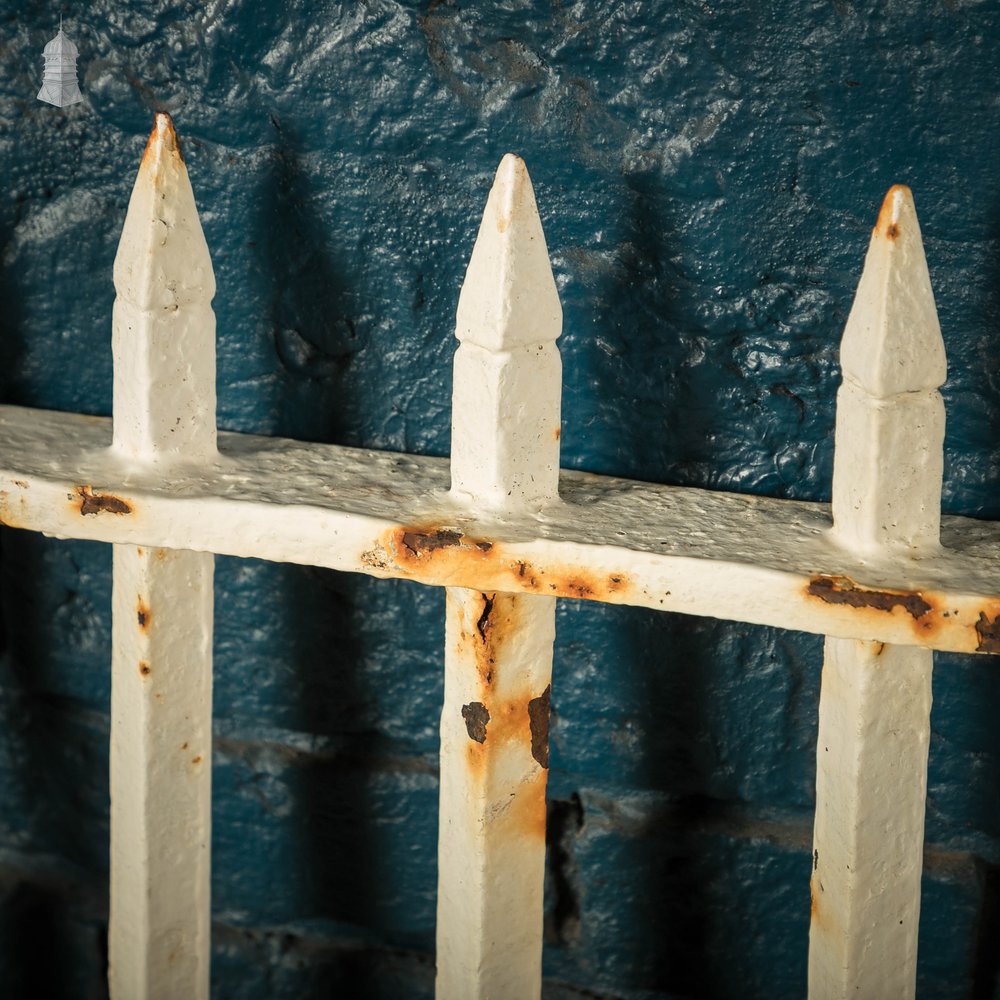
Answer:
[0, 198, 112, 997]
[250, 115, 381, 991]
[544, 173, 728, 995]
[962, 192, 1000, 1000]
[261, 115, 368, 446]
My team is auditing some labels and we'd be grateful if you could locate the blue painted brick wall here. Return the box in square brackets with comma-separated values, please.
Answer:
[1, 2, 999, 997]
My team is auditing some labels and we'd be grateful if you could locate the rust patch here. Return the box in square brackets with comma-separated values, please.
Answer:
[975, 612, 1000, 653]
[385, 524, 631, 603]
[462, 702, 490, 743]
[137, 599, 151, 632]
[191, 755, 202, 765]
[554, 426, 561, 441]
[138, 661, 151, 677]
[875, 184, 910, 242]
[12, 480, 27, 489]
[807, 576, 931, 618]
[401, 528, 464, 555]
[77, 486, 132, 516]
[528, 685, 551, 769]
[181, 742, 189, 750]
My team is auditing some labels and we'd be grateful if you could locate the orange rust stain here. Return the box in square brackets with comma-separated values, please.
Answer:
[464, 690, 536, 779]
[508, 767, 548, 841]
[141, 112, 184, 169]
[181, 742, 189, 750]
[138, 661, 151, 677]
[554, 426, 561, 441]
[136, 547, 144, 557]
[155, 548, 168, 561]
[805, 576, 962, 645]
[76, 486, 132, 516]
[810, 878, 819, 921]
[191, 755, 202, 765]
[384, 523, 632, 603]
[137, 599, 152, 632]
[875, 184, 910, 241]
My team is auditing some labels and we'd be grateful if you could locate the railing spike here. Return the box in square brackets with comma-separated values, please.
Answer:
[437, 156, 563, 999]
[840, 185, 945, 399]
[810, 185, 944, 999]
[108, 113, 214, 1000]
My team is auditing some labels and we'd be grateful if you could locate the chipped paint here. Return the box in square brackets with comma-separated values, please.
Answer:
[77, 486, 132, 516]
[383, 524, 631, 606]
[974, 612, 1000, 653]
[462, 702, 490, 743]
[528, 685, 551, 769]
[807, 576, 931, 618]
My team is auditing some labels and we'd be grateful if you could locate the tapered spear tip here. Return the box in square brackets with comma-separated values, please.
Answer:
[141, 112, 183, 172]
[874, 184, 914, 242]
[841, 183, 944, 397]
[491, 154, 530, 234]
[456, 154, 560, 351]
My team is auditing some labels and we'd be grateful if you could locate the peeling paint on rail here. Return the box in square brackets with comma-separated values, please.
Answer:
[76, 486, 132, 516]
[369, 524, 632, 604]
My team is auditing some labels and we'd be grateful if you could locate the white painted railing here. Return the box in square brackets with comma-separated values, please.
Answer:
[0, 113, 997, 999]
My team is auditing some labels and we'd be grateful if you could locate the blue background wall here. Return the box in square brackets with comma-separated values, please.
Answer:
[1, 1, 999, 997]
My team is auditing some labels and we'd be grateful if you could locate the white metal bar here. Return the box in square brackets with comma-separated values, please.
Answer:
[107, 113, 216, 1000]
[809, 186, 942, 998]
[436, 155, 562, 999]
[1, 405, 999, 654]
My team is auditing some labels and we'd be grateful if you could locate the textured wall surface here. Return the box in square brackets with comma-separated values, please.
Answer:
[1, 1, 999, 997]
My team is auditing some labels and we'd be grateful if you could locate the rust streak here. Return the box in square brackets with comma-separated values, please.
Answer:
[77, 486, 132, 516]
[476, 593, 495, 641]
[528, 685, 551, 769]
[807, 576, 931, 618]
[141, 111, 184, 168]
[462, 702, 490, 743]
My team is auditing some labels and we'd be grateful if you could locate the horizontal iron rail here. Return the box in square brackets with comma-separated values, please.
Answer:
[2, 403, 998, 656]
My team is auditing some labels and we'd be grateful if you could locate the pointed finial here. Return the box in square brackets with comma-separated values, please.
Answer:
[455, 154, 561, 352]
[114, 112, 213, 312]
[839, 185, 946, 398]
[112, 114, 216, 460]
